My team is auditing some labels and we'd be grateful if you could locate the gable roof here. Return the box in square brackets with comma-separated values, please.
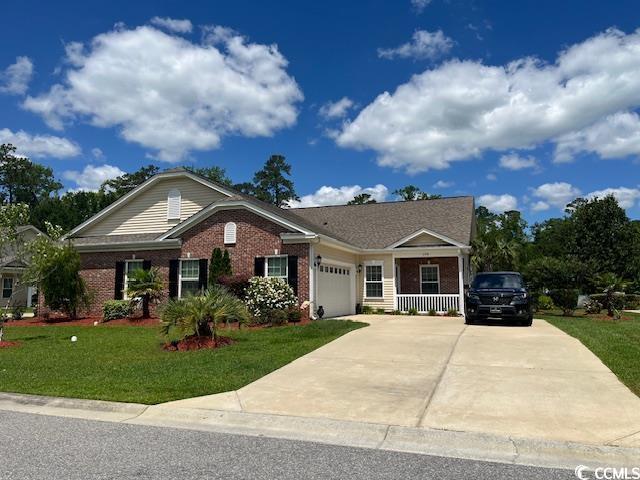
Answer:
[289, 196, 475, 249]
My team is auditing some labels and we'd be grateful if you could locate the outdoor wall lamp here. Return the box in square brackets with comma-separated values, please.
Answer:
[357, 264, 363, 274]
[315, 255, 322, 266]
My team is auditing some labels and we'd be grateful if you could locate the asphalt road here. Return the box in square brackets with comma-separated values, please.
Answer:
[1, 411, 575, 480]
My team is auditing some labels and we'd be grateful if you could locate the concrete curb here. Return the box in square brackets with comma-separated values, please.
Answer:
[1, 392, 638, 470]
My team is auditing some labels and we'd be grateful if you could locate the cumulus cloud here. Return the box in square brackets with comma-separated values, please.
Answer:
[62, 164, 125, 191]
[319, 97, 354, 119]
[433, 180, 453, 188]
[499, 153, 538, 171]
[378, 30, 453, 60]
[554, 111, 640, 162]
[23, 22, 303, 162]
[411, 0, 431, 13]
[287, 184, 389, 208]
[91, 147, 104, 159]
[0, 56, 33, 95]
[586, 187, 640, 209]
[486, 173, 497, 181]
[0, 128, 80, 158]
[150, 17, 193, 33]
[477, 194, 518, 213]
[531, 182, 582, 210]
[337, 28, 640, 173]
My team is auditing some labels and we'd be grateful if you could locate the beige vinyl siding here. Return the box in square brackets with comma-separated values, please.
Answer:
[83, 178, 227, 236]
[401, 232, 449, 247]
[315, 243, 358, 265]
[359, 253, 395, 311]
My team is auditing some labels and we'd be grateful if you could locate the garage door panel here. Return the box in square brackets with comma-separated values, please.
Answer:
[317, 263, 353, 317]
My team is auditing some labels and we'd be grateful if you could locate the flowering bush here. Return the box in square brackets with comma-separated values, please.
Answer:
[245, 277, 297, 322]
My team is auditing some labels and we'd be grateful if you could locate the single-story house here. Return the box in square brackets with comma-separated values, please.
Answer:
[61, 168, 475, 318]
[1, 225, 43, 309]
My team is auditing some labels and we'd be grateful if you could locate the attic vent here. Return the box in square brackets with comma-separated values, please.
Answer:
[224, 222, 237, 244]
[167, 189, 181, 220]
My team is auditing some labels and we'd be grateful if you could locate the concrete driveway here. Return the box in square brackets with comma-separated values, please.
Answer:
[165, 315, 640, 446]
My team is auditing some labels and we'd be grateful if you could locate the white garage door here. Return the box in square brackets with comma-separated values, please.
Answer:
[317, 263, 354, 318]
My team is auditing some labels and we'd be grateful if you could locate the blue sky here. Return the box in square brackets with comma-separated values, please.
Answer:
[1, 0, 639, 222]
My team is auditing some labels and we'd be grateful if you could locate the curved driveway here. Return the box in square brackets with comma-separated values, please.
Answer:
[165, 315, 640, 447]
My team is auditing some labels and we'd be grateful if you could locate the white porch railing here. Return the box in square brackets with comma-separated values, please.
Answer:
[396, 294, 460, 313]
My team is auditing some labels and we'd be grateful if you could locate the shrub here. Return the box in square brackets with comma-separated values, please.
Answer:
[208, 248, 232, 286]
[446, 308, 458, 317]
[535, 294, 554, 311]
[103, 300, 132, 322]
[390, 310, 402, 315]
[361, 305, 373, 314]
[583, 298, 602, 314]
[428, 308, 436, 316]
[11, 306, 24, 320]
[268, 309, 289, 326]
[549, 289, 579, 316]
[245, 277, 297, 322]
[375, 308, 385, 314]
[287, 307, 302, 323]
[408, 307, 419, 316]
[217, 275, 251, 299]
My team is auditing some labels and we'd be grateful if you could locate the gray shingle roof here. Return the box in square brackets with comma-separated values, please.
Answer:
[71, 233, 161, 246]
[289, 196, 475, 249]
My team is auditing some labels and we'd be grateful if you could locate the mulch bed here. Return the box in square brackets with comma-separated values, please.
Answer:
[163, 335, 235, 351]
[0, 340, 20, 348]
[6, 316, 161, 327]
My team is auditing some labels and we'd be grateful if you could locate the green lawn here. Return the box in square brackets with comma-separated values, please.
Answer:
[0, 320, 365, 404]
[540, 311, 640, 397]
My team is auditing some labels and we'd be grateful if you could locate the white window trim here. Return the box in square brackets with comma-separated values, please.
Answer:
[167, 188, 181, 220]
[265, 255, 288, 280]
[2, 276, 13, 299]
[364, 260, 384, 299]
[420, 264, 440, 294]
[178, 258, 201, 298]
[224, 222, 237, 244]
[123, 259, 144, 300]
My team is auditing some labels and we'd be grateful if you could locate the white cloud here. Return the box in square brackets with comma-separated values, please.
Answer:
[0, 128, 80, 158]
[531, 182, 582, 210]
[150, 17, 193, 33]
[337, 28, 640, 173]
[486, 173, 497, 181]
[288, 184, 389, 208]
[586, 187, 640, 209]
[433, 180, 453, 188]
[0, 56, 33, 95]
[319, 97, 354, 119]
[23, 22, 303, 162]
[499, 153, 538, 171]
[411, 0, 431, 13]
[378, 30, 453, 60]
[477, 194, 518, 213]
[91, 147, 104, 159]
[554, 111, 640, 162]
[62, 164, 125, 191]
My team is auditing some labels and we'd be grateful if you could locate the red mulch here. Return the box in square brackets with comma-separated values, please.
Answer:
[163, 335, 235, 351]
[7, 316, 160, 327]
[0, 340, 20, 348]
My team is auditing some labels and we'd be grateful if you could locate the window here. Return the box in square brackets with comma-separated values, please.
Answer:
[124, 260, 144, 299]
[167, 189, 181, 220]
[224, 222, 237, 244]
[365, 264, 383, 298]
[2, 277, 13, 298]
[266, 256, 287, 279]
[179, 259, 200, 297]
[420, 265, 440, 294]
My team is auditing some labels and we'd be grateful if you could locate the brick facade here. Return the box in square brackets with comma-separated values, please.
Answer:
[397, 257, 459, 294]
[73, 208, 310, 318]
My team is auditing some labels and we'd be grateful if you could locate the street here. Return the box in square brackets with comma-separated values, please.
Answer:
[1, 411, 575, 479]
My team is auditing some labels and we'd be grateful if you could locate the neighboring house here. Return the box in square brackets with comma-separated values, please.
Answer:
[0, 225, 43, 309]
[62, 168, 475, 318]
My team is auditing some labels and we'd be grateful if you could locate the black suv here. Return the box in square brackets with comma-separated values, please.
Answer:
[465, 272, 533, 326]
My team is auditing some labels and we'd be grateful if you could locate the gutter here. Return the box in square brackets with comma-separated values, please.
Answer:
[74, 239, 182, 253]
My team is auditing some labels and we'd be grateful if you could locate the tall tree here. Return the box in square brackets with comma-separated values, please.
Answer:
[251, 154, 298, 206]
[100, 165, 159, 197]
[393, 185, 441, 201]
[347, 193, 377, 205]
[186, 166, 232, 186]
[0, 144, 62, 206]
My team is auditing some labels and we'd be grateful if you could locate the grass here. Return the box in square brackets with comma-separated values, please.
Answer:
[540, 310, 640, 397]
[0, 320, 366, 404]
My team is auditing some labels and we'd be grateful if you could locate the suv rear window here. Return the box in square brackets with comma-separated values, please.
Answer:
[472, 274, 524, 289]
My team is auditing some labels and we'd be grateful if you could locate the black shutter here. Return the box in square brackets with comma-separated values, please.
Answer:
[254, 257, 265, 276]
[287, 255, 298, 296]
[169, 260, 179, 298]
[114, 261, 125, 300]
[142, 260, 151, 271]
[198, 258, 208, 290]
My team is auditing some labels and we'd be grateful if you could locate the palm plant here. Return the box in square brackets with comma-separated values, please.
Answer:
[160, 287, 250, 342]
[596, 273, 628, 318]
[126, 267, 164, 318]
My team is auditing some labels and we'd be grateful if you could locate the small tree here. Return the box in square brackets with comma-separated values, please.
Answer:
[126, 267, 164, 318]
[208, 248, 232, 286]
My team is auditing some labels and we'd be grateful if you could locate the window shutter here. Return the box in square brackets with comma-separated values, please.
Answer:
[287, 255, 298, 296]
[198, 258, 208, 290]
[114, 261, 125, 300]
[224, 222, 237, 244]
[169, 260, 179, 298]
[254, 257, 265, 276]
[142, 260, 151, 271]
[167, 189, 181, 220]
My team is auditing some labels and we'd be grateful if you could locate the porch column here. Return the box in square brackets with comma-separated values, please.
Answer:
[457, 254, 465, 315]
